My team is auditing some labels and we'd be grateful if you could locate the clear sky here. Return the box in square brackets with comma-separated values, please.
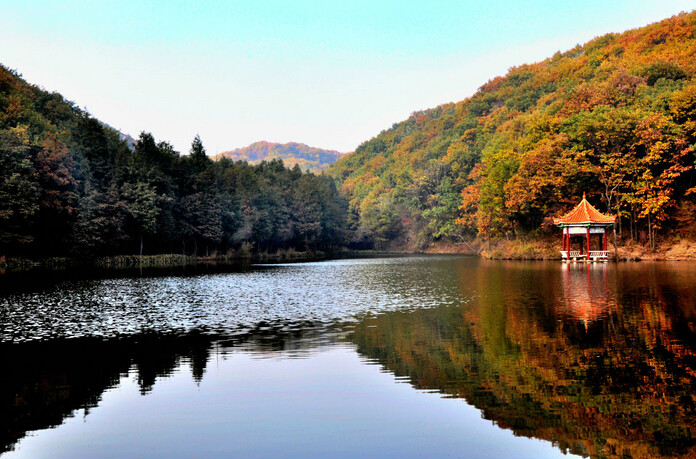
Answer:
[1, 1, 694, 154]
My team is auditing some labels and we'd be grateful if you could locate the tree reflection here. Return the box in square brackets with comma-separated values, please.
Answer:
[3, 262, 696, 458]
[0, 333, 213, 453]
[0, 324, 335, 454]
[351, 262, 696, 459]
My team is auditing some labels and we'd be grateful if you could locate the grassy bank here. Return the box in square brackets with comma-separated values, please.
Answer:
[5, 238, 695, 271]
[421, 236, 696, 261]
[0, 249, 337, 272]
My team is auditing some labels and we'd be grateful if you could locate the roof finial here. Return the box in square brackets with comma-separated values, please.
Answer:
[582, 191, 586, 200]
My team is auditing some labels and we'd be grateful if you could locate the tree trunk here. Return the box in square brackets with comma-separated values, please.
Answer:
[140, 234, 143, 257]
[616, 204, 622, 240]
[612, 225, 618, 261]
[634, 210, 638, 241]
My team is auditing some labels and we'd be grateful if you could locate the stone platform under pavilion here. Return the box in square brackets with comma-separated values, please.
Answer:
[554, 193, 616, 262]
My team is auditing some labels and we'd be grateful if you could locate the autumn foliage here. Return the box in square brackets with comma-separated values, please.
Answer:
[330, 12, 696, 249]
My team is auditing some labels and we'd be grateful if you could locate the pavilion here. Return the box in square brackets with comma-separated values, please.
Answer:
[554, 193, 615, 261]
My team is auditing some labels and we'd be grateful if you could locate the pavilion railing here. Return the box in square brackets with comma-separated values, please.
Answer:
[560, 250, 586, 260]
[560, 250, 609, 260]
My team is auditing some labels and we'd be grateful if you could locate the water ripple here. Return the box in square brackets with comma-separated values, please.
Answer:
[0, 256, 467, 342]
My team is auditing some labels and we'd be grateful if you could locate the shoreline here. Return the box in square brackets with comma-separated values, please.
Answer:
[0, 249, 401, 273]
[3, 238, 696, 273]
[421, 237, 696, 261]
[0, 251, 324, 272]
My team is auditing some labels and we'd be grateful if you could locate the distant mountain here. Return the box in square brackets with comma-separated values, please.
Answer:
[214, 141, 345, 172]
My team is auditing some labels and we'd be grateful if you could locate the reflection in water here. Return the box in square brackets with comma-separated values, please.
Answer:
[2, 258, 696, 458]
[560, 263, 613, 328]
[0, 325, 349, 456]
[352, 260, 696, 459]
[0, 333, 213, 454]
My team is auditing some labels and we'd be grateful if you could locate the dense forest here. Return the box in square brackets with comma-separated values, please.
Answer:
[329, 12, 696, 250]
[0, 65, 348, 258]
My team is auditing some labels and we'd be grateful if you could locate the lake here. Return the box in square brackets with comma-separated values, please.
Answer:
[1, 256, 695, 458]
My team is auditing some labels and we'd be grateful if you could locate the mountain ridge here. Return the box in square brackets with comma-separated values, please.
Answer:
[215, 140, 345, 172]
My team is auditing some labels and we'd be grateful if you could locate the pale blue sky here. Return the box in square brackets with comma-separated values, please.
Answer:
[1, 1, 694, 153]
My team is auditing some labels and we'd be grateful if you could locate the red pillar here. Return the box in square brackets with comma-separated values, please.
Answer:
[566, 228, 569, 251]
[565, 228, 569, 252]
[603, 231, 607, 251]
[562, 227, 566, 251]
[586, 227, 591, 255]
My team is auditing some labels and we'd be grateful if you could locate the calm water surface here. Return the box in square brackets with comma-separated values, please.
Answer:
[1, 256, 696, 458]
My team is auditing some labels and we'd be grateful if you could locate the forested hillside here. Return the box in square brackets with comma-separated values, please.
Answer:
[330, 12, 696, 250]
[215, 141, 344, 172]
[0, 66, 348, 258]
[4, 11, 696, 259]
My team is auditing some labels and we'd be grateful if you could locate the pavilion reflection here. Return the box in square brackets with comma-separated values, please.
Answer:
[559, 262, 614, 330]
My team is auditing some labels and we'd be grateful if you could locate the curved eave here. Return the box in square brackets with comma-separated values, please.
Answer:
[554, 220, 615, 226]
[553, 194, 616, 226]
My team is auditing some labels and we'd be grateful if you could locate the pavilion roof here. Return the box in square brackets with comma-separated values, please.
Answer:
[553, 193, 616, 225]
